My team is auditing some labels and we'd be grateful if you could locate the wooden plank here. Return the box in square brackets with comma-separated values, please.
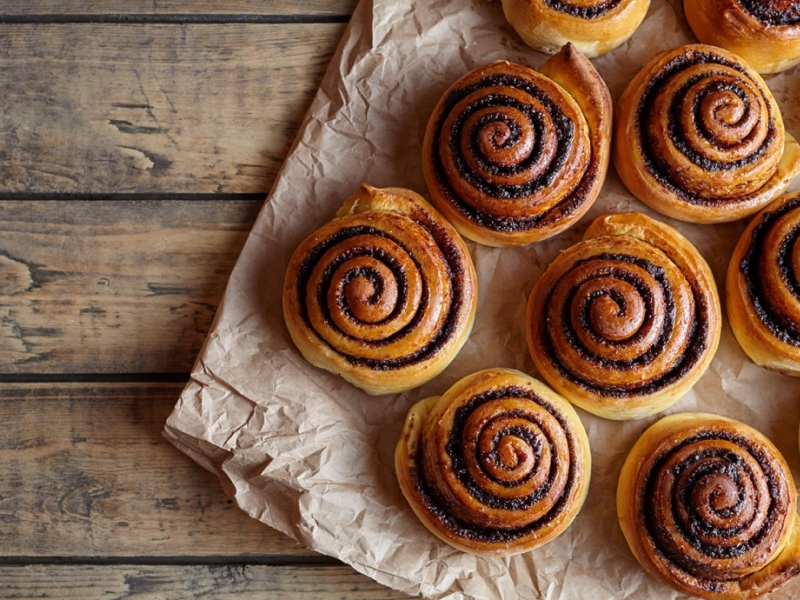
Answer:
[0, 1, 358, 16]
[0, 382, 318, 558]
[0, 22, 345, 194]
[0, 565, 411, 599]
[0, 199, 260, 374]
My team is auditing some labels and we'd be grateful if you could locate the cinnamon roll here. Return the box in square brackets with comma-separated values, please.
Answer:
[614, 44, 800, 223]
[395, 368, 591, 555]
[727, 191, 800, 376]
[282, 184, 477, 395]
[422, 44, 612, 247]
[500, 0, 651, 58]
[526, 212, 721, 420]
[618, 413, 800, 599]
[685, 0, 800, 74]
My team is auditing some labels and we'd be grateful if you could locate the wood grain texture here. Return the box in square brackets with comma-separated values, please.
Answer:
[0, 382, 317, 558]
[0, 1, 413, 597]
[0, 565, 412, 599]
[0, 199, 262, 374]
[0, 22, 345, 194]
[0, 1, 358, 17]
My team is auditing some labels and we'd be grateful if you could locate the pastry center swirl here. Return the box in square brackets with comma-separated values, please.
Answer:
[431, 70, 592, 232]
[637, 50, 781, 204]
[295, 215, 466, 369]
[421, 386, 576, 532]
[540, 242, 710, 397]
[643, 431, 791, 581]
[339, 262, 401, 324]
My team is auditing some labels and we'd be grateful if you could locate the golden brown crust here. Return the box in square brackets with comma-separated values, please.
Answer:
[614, 43, 800, 224]
[618, 413, 800, 599]
[282, 184, 477, 395]
[526, 212, 721, 420]
[727, 191, 800, 376]
[685, 0, 800, 74]
[500, 0, 651, 58]
[422, 44, 612, 247]
[394, 368, 591, 555]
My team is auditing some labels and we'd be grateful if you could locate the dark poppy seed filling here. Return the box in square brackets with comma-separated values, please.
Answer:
[544, 0, 624, 18]
[444, 82, 574, 197]
[541, 253, 708, 397]
[562, 259, 674, 365]
[295, 218, 467, 369]
[463, 105, 551, 184]
[741, 196, 800, 344]
[738, 0, 800, 26]
[413, 386, 577, 542]
[431, 73, 593, 232]
[635, 49, 777, 206]
[666, 77, 772, 170]
[320, 248, 419, 339]
[641, 430, 789, 578]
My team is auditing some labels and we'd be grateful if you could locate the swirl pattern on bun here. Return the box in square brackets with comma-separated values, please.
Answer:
[423, 44, 611, 246]
[618, 413, 800, 599]
[500, 0, 650, 58]
[282, 184, 477, 395]
[727, 191, 800, 376]
[395, 368, 591, 555]
[526, 212, 721, 419]
[685, 0, 800, 74]
[614, 44, 800, 223]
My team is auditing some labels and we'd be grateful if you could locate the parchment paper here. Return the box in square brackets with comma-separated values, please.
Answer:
[163, 1, 800, 598]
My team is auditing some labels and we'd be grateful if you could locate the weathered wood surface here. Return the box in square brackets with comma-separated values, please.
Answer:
[0, 1, 358, 17]
[0, 22, 346, 195]
[0, 565, 411, 600]
[0, 200, 261, 374]
[0, 383, 316, 558]
[0, 1, 417, 598]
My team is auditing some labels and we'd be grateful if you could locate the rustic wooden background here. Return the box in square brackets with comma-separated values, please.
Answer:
[0, 1, 411, 597]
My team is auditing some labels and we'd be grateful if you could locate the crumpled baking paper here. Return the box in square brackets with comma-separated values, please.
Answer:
[163, 0, 800, 598]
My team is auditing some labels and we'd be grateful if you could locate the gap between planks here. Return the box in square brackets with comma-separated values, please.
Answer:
[0, 14, 351, 24]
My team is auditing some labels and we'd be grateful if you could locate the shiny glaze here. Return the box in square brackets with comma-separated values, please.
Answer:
[412, 386, 577, 542]
[641, 430, 790, 581]
[296, 216, 467, 369]
[540, 253, 709, 397]
[634, 48, 778, 205]
[430, 72, 591, 232]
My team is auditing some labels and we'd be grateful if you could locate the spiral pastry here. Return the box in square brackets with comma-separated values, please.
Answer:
[685, 0, 800, 74]
[526, 212, 721, 420]
[422, 44, 612, 247]
[614, 44, 800, 224]
[395, 368, 591, 555]
[282, 184, 477, 395]
[618, 413, 800, 599]
[727, 191, 800, 376]
[500, 0, 650, 58]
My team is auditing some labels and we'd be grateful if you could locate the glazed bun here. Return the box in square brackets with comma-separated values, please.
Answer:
[422, 44, 612, 246]
[526, 212, 721, 419]
[619, 413, 800, 598]
[283, 184, 477, 395]
[395, 368, 591, 555]
[614, 44, 800, 223]
[727, 191, 800, 376]
[501, 0, 650, 58]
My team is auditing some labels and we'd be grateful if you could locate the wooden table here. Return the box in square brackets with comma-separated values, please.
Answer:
[0, 2, 410, 597]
